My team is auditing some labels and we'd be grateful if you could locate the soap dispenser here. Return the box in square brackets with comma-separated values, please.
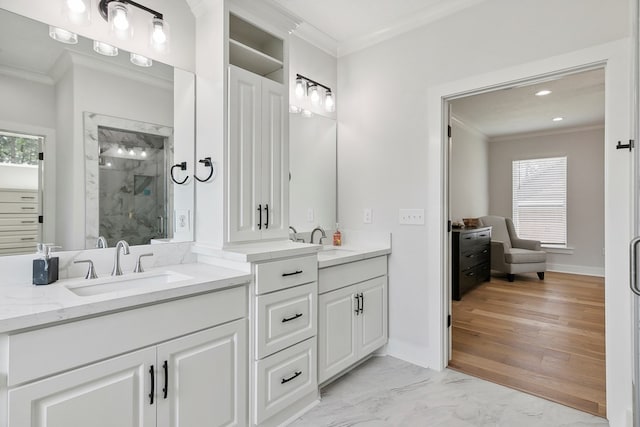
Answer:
[333, 223, 342, 246]
[33, 243, 59, 285]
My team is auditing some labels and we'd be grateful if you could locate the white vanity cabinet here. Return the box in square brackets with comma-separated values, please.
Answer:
[318, 256, 388, 384]
[3, 287, 248, 427]
[249, 254, 318, 426]
[227, 64, 288, 243]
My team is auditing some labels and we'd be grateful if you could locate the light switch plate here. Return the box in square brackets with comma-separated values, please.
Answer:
[364, 208, 373, 224]
[307, 208, 314, 222]
[399, 209, 425, 225]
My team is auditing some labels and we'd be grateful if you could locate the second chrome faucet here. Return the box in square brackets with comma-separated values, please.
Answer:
[112, 240, 130, 276]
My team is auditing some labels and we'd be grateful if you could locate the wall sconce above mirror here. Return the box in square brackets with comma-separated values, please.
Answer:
[294, 73, 335, 113]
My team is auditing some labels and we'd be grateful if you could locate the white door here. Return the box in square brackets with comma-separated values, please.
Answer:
[156, 319, 247, 427]
[8, 347, 156, 427]
[318, 285, 358, 383]
[228, 65, 262, 243]
[358, 276, 388, 357]
[260, 78, 289, 240]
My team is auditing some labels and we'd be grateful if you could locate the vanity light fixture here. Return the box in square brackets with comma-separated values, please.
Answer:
[93, 40, 119, 56]
[128, 148, 135, 156]
[535, 89, 552, 96]
[130, 52, 152, 67]
[64, 0, 90, 25]
[98, 0, 170, 52]
[294, 74, 336, 113]
[48, 26, 78, 44]
[141, 149, 147, 158]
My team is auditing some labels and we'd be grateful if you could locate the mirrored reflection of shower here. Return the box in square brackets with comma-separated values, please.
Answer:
[98, 126, 168, 247]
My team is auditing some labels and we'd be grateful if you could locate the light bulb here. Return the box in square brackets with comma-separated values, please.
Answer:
[552, 117, 564, 122]
[324, 91, 335, 112]
[113, 8, 129, 30]
[66, 0, 86, 14]
[130, 53, 153, 67]
[309, 85, 320, 105]
[129, 149, 135, 156]
[64, 0, 90, 24]
[106, 161, 112, 167]
[108, 2, 132, 40]
[117, 147, 123, 154]
[535, 89, 552, 96]
[295, 77, 305, 99]
[93, 40, 118, 56]
[141, 150, 147, 158]
[152, 19, 166, 44]
[149, 18, 170, 53]
[48, 26, 78, 44]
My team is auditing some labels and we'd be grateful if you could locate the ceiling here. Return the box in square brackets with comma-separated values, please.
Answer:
[450, 68, 605, 139]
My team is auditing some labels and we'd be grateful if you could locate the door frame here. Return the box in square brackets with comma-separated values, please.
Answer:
[427, 39, 632, 425]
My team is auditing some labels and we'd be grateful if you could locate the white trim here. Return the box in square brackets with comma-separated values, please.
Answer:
[546, 263, 604, 277]
[542, 244, 574, 254]
[489, 123, 605, 143]
[450, 115, 488, 139]
[292, 22, 339, 58]
[0, 64, 52, 85]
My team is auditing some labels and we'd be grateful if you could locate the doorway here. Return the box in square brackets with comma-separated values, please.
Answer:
[444, 67, 606, 416]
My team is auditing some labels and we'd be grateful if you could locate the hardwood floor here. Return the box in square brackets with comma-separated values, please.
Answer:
[449, 271, 606, 417]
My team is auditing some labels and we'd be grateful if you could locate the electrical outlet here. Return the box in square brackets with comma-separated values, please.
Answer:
[363, 208, 373, 224]
[175, 209, 190, 232]
[399, 208, 425, 225]
[307, 208, 314, 222]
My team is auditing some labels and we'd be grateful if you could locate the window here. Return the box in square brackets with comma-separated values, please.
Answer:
[0, 131, 41, 166]
[512, 156, 567, 245]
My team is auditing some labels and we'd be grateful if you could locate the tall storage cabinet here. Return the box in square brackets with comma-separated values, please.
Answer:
[228, 65, 288, 243]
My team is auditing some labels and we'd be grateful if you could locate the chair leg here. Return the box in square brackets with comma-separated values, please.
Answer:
[507, 274, 515, 282]
[537, 272, 545, 280]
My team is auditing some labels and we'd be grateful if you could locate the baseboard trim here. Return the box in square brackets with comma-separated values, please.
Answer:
[546, 263, 604, 277]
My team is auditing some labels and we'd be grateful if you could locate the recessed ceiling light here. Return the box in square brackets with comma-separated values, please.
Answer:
[552, 117, 564, 122]
[536, 89, 552, 96]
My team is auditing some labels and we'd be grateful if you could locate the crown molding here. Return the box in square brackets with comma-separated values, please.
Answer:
[337, 0, 486, 57]
[0, 65, 53, 86]
[292, 23, 338, 57]
[489, 123, 605, 142]
[451, 115, 489, 140]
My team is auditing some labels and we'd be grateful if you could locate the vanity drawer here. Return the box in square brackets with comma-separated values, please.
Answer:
[0, 191, 38, 204]
[319, 255, 387, 294]
[255, 255, 317, 295]
[5, 285, 247, 387]
[255, 281, 316, 359]
[254, 338, 317, 425]
[0, 216, 39, 228]
[0, 202, 38, 214]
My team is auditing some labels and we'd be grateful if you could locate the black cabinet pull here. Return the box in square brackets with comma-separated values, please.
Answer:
[354, 294, 361, 315]
[264, 204, 269, 229]
[282, 270, 303, 277]
[257, 204, 262, 230]
[466, 272, 475, 277]
[282, 313, 303, 323]
[162, 360, 168, 399]
[359, 292, 364, 314]
[149, 365, 155, 405]
[281, 371, 302, 384]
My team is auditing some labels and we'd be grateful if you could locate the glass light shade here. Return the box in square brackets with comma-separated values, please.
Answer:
[64, 0, 90, 25]
[309, 85, 320, 105]
[108, 1, 132, 40]
[130, 53, 153, 67]
[93, 40, 119, 56]
[295, 78, 305, 99]
[48, 26, 78, 44]
[324, 91, 335, 112]
[150, 18, 170, 53]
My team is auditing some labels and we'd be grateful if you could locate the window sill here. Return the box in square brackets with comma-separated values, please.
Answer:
[541, 244, 574, 255]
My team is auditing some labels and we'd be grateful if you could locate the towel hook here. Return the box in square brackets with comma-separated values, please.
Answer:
[170, 161, 189, 185]
[194, 157, 216, 183]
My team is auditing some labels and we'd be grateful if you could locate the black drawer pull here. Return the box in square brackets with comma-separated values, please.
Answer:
[21, 207, 35, 210]
[21, 237, 35, 241]
[281, 371, 302, 384]
[479, 233, 489, 237]
[162, 360, 168, 399]
[149, 365, 155, 405]
[464, 236, 472, 239]
[282, 270, 303, 277]
[257, 204, 262, 230]
[282, 313, 303, 323]
[21, 221, 35, 224]
[264, 204, 269, 229]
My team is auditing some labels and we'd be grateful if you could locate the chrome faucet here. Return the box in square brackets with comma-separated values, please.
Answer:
[310, 226, 327, 244]
[289, 226, 298, 242]
[96, 236, 108, 248]
[111, 240, 130, 276]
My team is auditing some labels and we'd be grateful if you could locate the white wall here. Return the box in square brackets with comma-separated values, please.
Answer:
[0, 165, 38, 190]
[489, 127, 605, 275]
[449, 117, 489, 221]
[0, 74, 55, 129]
[0, 0, 195, 71]
[337, 0, 630, 425]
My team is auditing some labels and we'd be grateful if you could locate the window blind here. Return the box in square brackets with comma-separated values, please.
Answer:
[512, 156, 567, 245]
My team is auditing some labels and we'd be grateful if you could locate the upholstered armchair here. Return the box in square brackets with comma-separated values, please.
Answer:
[479, 215, 547, 282]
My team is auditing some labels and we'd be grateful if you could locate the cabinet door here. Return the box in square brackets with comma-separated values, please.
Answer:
[156, 319, 247, 427]
[259, 78, 289, 240]
[228, 65, 262, 243]
[358, 276, 388, 357]
[8, 347, 156, 427]
[318, 285, 358, 383]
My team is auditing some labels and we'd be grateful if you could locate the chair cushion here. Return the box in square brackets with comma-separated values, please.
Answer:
[505, 248, 547, 264]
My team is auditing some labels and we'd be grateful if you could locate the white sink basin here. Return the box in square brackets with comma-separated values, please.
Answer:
[65, 271, 193, 297]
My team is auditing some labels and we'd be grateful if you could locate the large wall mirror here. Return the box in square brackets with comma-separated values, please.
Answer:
[0, 8, 195, 256]
[289, 112, 336, 233]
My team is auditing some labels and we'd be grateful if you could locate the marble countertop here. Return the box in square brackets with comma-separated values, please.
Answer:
[317, 245, 391, 268]
[193, 240, 321, 263]
[0, 263, 252, 334]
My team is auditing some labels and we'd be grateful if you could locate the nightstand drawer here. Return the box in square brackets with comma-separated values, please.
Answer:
[255, 281, 317, 358]
[255, 255, 317, 294]
[255, 338, 317, 424]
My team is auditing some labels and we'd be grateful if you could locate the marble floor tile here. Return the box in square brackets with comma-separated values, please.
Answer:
[290, 356, 608, 427]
